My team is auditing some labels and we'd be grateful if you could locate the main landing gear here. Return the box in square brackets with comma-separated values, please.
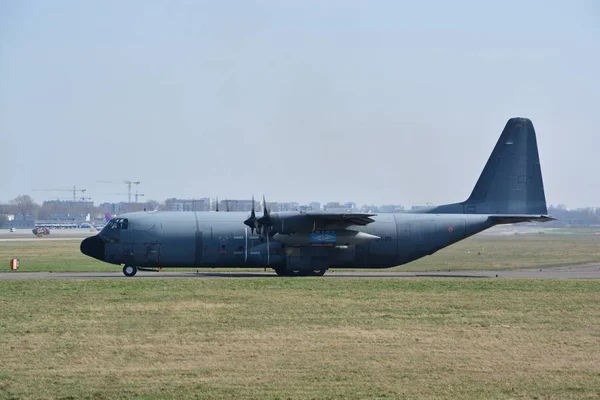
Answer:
[123, 265, 137, 277]
[274, 267, 327, 277]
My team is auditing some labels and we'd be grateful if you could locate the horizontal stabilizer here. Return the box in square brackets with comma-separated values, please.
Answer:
[488, 214, 555, 225]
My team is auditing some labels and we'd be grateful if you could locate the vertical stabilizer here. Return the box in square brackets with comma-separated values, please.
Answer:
[464, 117, 547, 214]
[425, 117, 549, 216]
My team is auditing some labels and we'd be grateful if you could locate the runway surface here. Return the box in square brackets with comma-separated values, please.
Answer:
[1, 264, 599, 280]
[0, 228, 95, 241]
[0, 237, 85, 242]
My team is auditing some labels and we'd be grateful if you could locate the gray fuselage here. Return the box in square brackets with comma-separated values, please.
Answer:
[88, 211, 494, 270]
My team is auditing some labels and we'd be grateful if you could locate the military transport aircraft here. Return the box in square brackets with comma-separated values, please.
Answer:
[81, 117, 553, 277]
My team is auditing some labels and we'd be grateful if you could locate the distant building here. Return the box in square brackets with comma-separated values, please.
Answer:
[8, 213, 35, 228]
[215, 199, 254, 212]
[165, 198, 210, 212]
[45, 213, 87, 221]
[324, 202, 342, 210]
[42, 200, 93, 208]
[343, 202, 357, 212]
[98, 202, 146, 214]
[379, 205, 405, 213]
[361, 205, 379, 213]
[100, 202, 123, 214]
[411, 204, 434, 211]
[275, 202, 300, 212]
[324, 201, 356, 212]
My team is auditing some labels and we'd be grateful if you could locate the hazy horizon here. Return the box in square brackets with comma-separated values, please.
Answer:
[1, 1, 599, 208]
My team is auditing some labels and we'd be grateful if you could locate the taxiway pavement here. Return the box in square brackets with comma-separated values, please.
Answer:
[1, 264, 599, 280]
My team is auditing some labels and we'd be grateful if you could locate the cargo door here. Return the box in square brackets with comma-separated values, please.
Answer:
[131, 222, 162, 266]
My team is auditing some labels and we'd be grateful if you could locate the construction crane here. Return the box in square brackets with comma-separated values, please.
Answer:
[97, 180, 141, 203]
[32, 185, 87, 202]
[124, 180, 141, 203]
[109, 191, 145, 203]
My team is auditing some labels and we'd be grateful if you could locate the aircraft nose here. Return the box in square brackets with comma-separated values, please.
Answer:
[80, 235, 105, 261]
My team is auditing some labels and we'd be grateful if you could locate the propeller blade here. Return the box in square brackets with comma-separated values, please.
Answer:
[262, 195, 269, 218]
[250, 196, 256, 233]
[257, 195, 270, 224]
[266, 229, 270, 265]
[245, 195, 273, 239]
[243, 195, 257, 233]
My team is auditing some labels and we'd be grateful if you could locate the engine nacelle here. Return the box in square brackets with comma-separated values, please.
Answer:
[273, 230, 379, 247]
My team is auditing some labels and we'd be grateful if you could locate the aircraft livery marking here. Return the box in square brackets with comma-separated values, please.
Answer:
[447, 226, 454, 233]
[219, 237, 228, 255]
[310, 232, 336, 243]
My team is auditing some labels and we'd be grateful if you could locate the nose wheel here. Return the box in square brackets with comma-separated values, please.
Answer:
[123, 265, 138, 277]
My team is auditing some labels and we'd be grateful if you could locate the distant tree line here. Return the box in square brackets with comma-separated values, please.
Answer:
[546, 205, 600, 226]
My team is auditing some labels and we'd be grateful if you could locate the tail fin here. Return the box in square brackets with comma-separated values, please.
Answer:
[427, 117, 549, 216]
[104, 212, 112, 223]
[464, 117, 548, 214]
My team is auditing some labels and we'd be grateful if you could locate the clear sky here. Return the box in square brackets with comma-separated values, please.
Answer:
[1, 0, 599, 207]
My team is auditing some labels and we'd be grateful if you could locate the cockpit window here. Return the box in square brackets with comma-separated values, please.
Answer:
[107, 218, 128, 230]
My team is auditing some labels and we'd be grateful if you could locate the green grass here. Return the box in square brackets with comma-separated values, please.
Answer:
[0, 278, 599, 399]
[0, 240, 105, 272]
[1, 233, 599, 273]
[396, 234, 600, 271]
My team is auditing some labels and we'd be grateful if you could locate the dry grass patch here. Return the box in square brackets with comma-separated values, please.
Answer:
[0, 278, 599, 399]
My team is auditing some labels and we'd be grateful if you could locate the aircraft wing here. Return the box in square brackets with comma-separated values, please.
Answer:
[268, 211, 377, 237]
[304, 212, 376, 226]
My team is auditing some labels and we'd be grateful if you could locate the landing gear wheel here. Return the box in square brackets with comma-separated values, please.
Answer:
[274, 267, 302, 277]
[123, 265, 137, 277]
[310, 269, 327, 276]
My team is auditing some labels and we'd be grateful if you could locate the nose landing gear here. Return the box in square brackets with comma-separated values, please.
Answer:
[123, 265, 138, 277]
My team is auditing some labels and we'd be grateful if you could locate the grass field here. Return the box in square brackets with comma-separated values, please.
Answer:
[0, 278, 599, 399]
[1, 233, 599, 273]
